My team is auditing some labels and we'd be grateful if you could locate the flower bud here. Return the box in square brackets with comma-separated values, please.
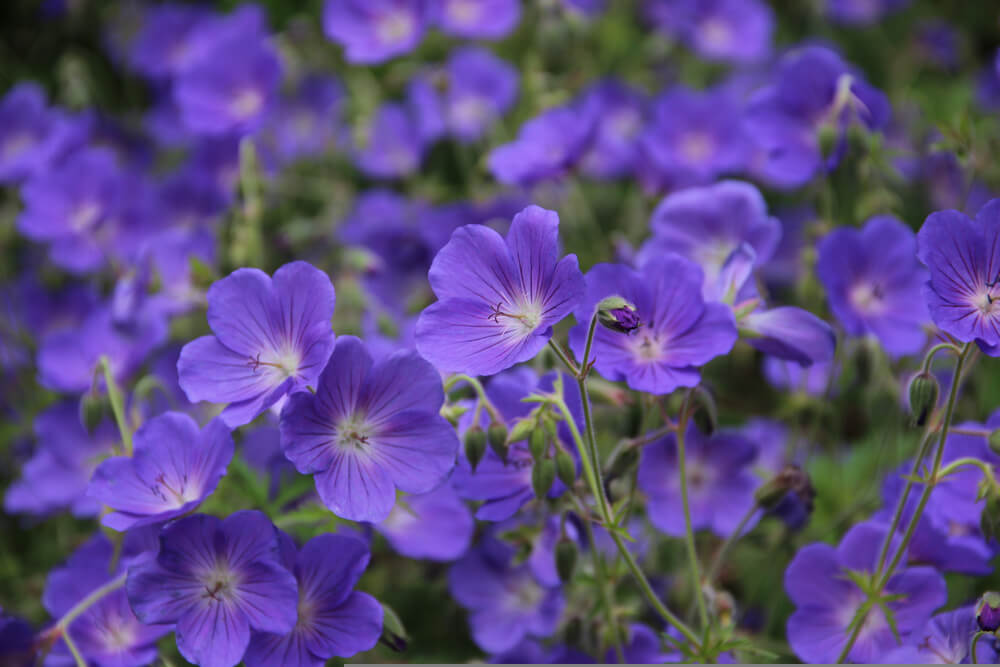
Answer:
[555, 538, 578, 582]
[464, 426, 487, 472]
[532, 459, 556, 498]
[596, 296, 641, 334]
[529, 428, 548, 462]
[508, 418, 534, 444]
[989, 430, 1000, 458]
[78, 392, 108, 434]
[555, 450, 576, 487]
[981, 491, 1000, 542]
[977, 592, 1000, 632]
[754, 465, 815, 512]
[487, 422, 508, 460]
[441, 403, 468, 427]
[689, 385, 718, 436]
[907, 371, 939, 427]
[380, 602, 409, 652]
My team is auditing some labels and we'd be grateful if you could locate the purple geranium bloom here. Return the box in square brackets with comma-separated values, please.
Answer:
[450, 544, 564, 653]
[451, 368, 582, 520]
[764, 356, 837, 397]
[741, 105, 821, 189]
[0, 83, 72, 183]
[785, 521, 947, 663]
[639, 87, 749, 190]
[4, 402, 116, 518]
[280, 336, 458, 522]
[445, 47, 518, 142]
[577, 80, 646, 180]
[127, 4, 213, 78]
[173, 35, 282, 136]
[607, 623, 677, 663]
[568, 256, 737, 394]
[263, 75, 344, 165]
[818, 216, 929, 357]
[416, 205, 584, 376]
[323, 0, 429, 64]
[644, 0, 773, 64]
[434, 0, 520, 40]
[16, 147, 125, 274]
[44, 533, 169, 667]
[0, 609, 33, 666]
[637, 181, 781, 301]
[376, 484, 474, 561]
[882, 606, 999, 663]
[354, 103, 427, 179]
[127, 511, 298, 667]
[88, 413, 234, 531]
[758, 45, 890, 135]
[488, 105, 595, 186]
[244, 533, 382, 666]
[37, 300, 168, 394]
[178, 261, 336, 427]
[639, 423, 759, 537]
[916, 198, 1000, 355]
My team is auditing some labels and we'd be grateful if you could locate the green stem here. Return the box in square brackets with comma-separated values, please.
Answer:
[576, 316, 613, 525]
[872, 431, 934, 578]
[58, 571, 128, 630]
[62, 632, 86, 667]
[704, 503, 758, 588]
[443, 374, 502, 421]
[573, 496, 625, 661]
[547, 339, 581, 376]
[836, 599, 874, 663]
[99, 355, 132, 456]
[676, 397, 709, 630]
[877, 343, 970, 589]
[921, 342, 961, 373]
[971, 630, 989, 664]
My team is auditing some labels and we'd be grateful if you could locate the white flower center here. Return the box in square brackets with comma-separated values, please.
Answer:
[679, 131, 714, 163]
[376, 10, 415, 45]
[70, 201, 102, 232]
[628, 326, 665, 363]
[231, 88, 264, 120]
[335, 417, 374, 454]
[447, 0, 481, 25]
[699, 18, 732, 49]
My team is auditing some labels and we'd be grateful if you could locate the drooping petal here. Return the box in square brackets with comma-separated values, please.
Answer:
[741, 306, 836, 365]
[175, 601, 251, 667]
[314, 452, 396, 522]
[305, 591, 383, 659]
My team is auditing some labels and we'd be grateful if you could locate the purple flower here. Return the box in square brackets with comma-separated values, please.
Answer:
[741, 106, 821, 189]
[416, 205, 584, 376]
[569, 257, 737, 394]
[638, 423, 759, 537]
[757, 45, 890, 134]
[644, 0, 773, 64]
[4, 402, 116, 517]
[916, 199, 1000, 355]
[16, 148, 126, 274]
[607, 623, 677, 663]
[280, 336, 457, 522]
[445, 48, 518, 142]
[638, 87, 749, 190]
[126, 511, 299, 667]
[173, 35, 282, 136]
[488, 106, 595, 186]
[127, 4, 213, 78]
[245, 534, 382, 666]
[177, 261, 336, 427]
[354, 103, 427, 179]
[577, 80, 647, 180]
[784, 521, 947, 663]
[43, 532, 169, 667]
[262, 75, 344, 165]
[323, 0, 430, 64]
[818, 216, 929, 357]
[0, 83, 72, 183]
[449, 544, 564, 653]
[764, 357, 837, 397]
[376, 485, 474, 561]
[88, 413, 234, 531]
[883, 606, 998, 663]
[434, 0, 520, 40]
[637, 181, 781, 301]
[37, 301, 168, 394]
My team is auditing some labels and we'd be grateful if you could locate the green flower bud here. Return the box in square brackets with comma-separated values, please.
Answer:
[555, 538, 578, 582]
[487, 422, 508, 459]
[464, 426, 487, 472]
[596, 295, 641, 334]
[555, 450, 576, 488]
[689, 385, 718, 436]
[379, 603, 409, 652]
[754, 465, 814, 512]
[78, 392, 108, 435]
[508, 418, 534, 444]
[976, 591, 1000, 632]
[532, 459, 556, 498]
[908, 371, 939, 427]
[529, 428, 548, 462]
[981, 491, 1000, 542]
[989, 430, 1000, 458]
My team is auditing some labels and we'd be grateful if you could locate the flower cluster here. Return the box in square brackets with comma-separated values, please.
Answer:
[3, 0, 1000, 665]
